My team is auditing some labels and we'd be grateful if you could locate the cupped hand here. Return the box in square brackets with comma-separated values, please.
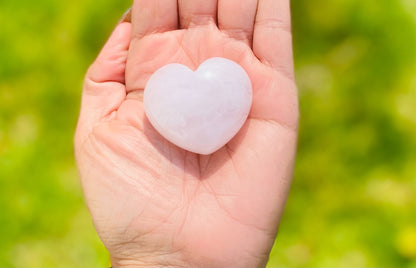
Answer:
[75, 0, 298, 267]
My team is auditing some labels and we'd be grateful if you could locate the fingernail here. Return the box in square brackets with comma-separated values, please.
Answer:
[119, 7, 132, 23]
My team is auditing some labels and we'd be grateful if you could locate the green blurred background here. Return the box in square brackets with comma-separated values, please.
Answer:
[0, 0, 414, 267]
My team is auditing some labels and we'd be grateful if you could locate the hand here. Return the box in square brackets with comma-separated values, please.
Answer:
[75, 0, 298, 267]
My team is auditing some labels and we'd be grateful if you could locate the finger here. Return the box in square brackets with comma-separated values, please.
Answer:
[132, 0, 178, 39]
[80, 22, 131, 134]
[86, 22, 132, 84]
[253, 0, 294, 79]
[178, 0, 218, 28]
[218, 0, 258, 45]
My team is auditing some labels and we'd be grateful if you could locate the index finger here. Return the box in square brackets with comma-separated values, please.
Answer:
[131, 0, 178, 39]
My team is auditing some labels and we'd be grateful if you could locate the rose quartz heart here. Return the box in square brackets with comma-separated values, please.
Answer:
[144, 57, 252, 155]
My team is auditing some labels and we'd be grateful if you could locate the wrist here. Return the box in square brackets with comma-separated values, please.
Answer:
[111, 258, 166, 268]
[110, 253, 187, 268]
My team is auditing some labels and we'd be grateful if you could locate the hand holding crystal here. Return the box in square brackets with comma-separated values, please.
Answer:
[75, 0, 298, 267]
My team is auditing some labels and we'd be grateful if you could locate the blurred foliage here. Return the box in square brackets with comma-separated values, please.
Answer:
[0, 0, 414, 267]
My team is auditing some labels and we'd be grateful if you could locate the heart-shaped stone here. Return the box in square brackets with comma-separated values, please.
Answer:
[144, 57, 252, 155]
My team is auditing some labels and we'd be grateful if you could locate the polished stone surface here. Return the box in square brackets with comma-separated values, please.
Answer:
[144, 57, 252, 155]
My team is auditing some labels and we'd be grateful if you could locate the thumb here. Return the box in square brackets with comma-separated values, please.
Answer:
[86, 21, 132, 85]
[77, 22, 131, 141]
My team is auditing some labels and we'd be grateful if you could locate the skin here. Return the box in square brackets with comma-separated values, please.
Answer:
[74, 0, 298, 267]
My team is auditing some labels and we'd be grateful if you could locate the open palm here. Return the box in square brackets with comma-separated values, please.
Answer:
[75, 0, 298, 267]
